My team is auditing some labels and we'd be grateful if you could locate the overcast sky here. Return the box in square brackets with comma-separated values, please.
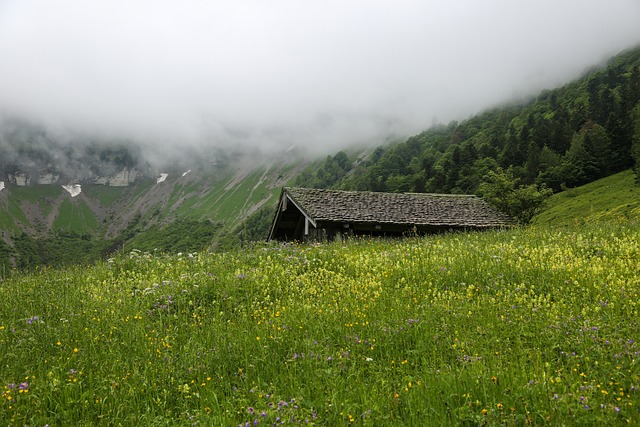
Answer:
[1, 0, 640, 156]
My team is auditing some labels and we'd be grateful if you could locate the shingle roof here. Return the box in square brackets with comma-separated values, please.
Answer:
[283, 187, 514, 228]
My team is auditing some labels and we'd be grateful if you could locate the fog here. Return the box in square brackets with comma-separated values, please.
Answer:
[1, 0, 640, 158]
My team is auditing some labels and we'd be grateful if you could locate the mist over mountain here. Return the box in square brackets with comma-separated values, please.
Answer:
[1, 41, 640, 270]
[1, 0, 639, 160]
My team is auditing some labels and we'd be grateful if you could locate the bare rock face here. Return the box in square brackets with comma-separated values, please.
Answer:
[92, 168, 139, 186]
[7, 172, 30, 186]
[37, 173, 60, 185]
[3, 167, 143, 188]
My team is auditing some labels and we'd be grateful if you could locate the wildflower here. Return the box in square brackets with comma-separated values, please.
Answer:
[481, 409, 488, 415]
[496, 403, 503, 410]
[26, 316, 39, 325]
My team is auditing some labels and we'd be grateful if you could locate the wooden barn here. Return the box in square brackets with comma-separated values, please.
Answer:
[267, 187, 514, 242]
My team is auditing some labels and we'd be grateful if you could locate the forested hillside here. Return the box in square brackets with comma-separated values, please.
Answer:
[297, 46, 640, 195]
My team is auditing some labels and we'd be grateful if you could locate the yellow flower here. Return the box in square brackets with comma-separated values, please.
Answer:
[496, 403, 503, 410]
[481, 409, 488, 415]
[73, 348, 79, 353]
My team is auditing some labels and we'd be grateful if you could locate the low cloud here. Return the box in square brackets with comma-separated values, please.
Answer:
[1, 0, 639, 158]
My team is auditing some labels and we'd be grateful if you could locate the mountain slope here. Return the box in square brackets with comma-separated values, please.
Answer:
[0, 150, 312, 267]
[532, 169, 640, 226]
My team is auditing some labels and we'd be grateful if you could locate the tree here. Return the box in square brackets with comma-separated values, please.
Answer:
[564, 121, 612, 185]
[478, 167, 552, 225]
[631, 103, 640, 181]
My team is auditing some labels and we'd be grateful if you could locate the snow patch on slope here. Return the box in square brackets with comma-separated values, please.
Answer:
[62, 184, 82, 197]
[181, 170, 191, 177]
[157, 173, 168, 183]
[0, 181, 4, 192]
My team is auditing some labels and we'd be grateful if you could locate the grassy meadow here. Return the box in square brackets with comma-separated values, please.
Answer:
[1, 223, 639, 425]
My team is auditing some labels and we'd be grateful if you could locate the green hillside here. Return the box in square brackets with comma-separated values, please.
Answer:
[1, 223, 639, 425]
[533, 170, 640, 226]
[0, 155, 308, 268]
[52, 199, 99, 234]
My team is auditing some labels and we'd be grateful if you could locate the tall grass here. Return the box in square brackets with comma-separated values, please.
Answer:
[1, 223, 639, 425]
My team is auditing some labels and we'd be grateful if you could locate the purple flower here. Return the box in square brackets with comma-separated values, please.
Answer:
[253, 421, 258, 426]
[248, 407, 254, 414]
[261, 412, 266, 417]
[26, 316, 39, 324]
[18, 382, 29, 390]
[615, 407, 620, 413]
